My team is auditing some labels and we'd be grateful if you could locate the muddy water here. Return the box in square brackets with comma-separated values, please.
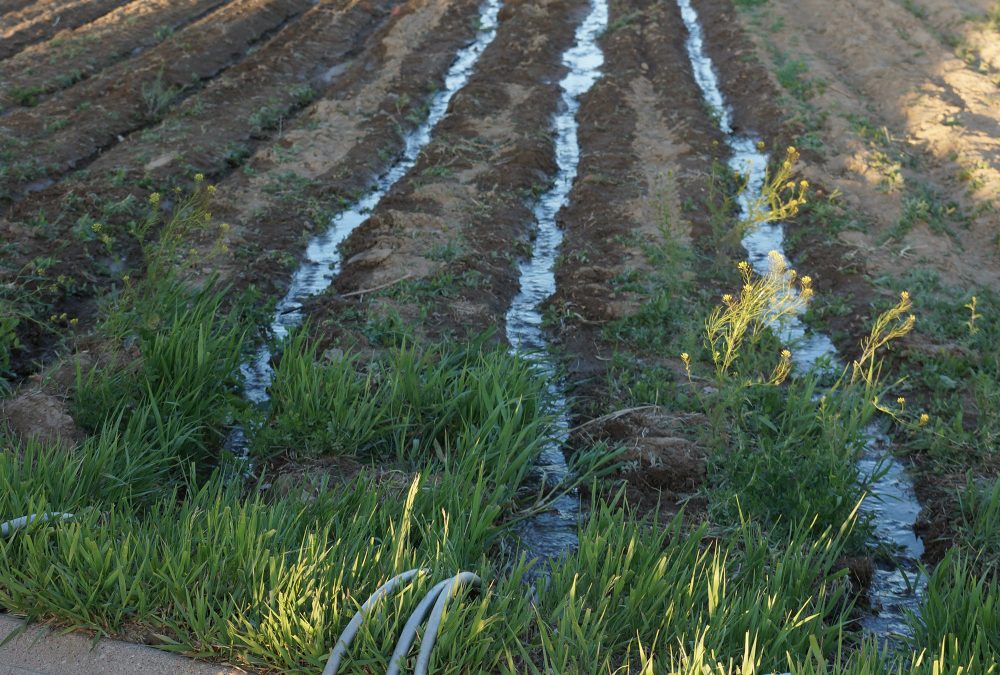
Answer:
[231, 0, 502, 419]
[506, 0, 607, 566]
[676, 0, 925, 644]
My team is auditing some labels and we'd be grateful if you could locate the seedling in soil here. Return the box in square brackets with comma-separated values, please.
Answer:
[141, 71, 182, 120]
[8, 86, 46, 107]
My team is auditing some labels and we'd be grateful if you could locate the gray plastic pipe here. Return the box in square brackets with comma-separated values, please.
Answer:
[0, 512, 74, 538]
[385, 578, 451, 675]
[322, 568, 428, 675]
[324, 569, 482, 674]
[414, 572, 481, 675]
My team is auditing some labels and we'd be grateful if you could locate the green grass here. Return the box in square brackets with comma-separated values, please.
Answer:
[956, 476, 1000, 577]
[3, 143, 999, 673]
[73, 280, 246, 479]
[0, 461, 869, 673]
[909, 551, 1000, 670]
[7, 86, 46, 107]
[883, 272, 999, 474]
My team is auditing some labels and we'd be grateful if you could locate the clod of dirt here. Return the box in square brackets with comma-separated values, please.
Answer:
[578, 409, 708, 520]
[266, 457, 363, 501]
[838, 555, 876, 595]
[1, 389, 83, 450]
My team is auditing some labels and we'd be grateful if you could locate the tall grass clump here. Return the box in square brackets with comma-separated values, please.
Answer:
[957, 475, 1000, 577]
[73, 281, 245, 476]
[680, 148, 919, 542]
[698, 263, 916, 543]
[0, 464, 541, 672]
[526, 499, 856, 672]
[1, 407, 194, 516]
[71, 179, 245, 478]
[907, 550, 1000, 670]
[259, 331, 548, 470]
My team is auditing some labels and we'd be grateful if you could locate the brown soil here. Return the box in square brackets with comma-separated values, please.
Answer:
[8, 0, 395, 228]
[326, 0, 589, 341]
[0, 0, 231, 112]
[204, 0, 488, 299]
[694, 0, 1000, 562]
[0, 388, 82, 449]
[729, 0, 1000, 290]
[546, 0, 728, 513]
[0, 1, 40, 19]
[0, 0, 481, 383]
[554, 0, 722, 380]
[0, 0, 313, 204]
[577, 408, 708, 521]
[0, 0, 130, 61]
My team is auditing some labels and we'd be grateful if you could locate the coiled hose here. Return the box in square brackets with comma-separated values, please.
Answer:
[2, 516, 479, 673]
[323, 569, 482, 675]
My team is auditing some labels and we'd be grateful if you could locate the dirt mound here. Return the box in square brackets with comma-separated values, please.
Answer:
[578, 408, 707, 520]
[1, 389, 82, 449]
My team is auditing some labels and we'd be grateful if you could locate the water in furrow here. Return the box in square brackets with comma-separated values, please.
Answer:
[506, 0, 608, 567]
[676, 0, 925, 642]
[228, 0, 503, 451]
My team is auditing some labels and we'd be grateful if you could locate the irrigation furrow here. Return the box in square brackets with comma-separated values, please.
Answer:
[0, 0, 314, 205]
[331, 0, 589, 340]
[552, 0, 721, 393]
[679, 0, 927, 642]
[199, 0, 487, 297]
[234, 0, 504, 409]
[0, 0, 131, 62]
[538, 0, 727, 519]
[0, 0, 234, 113]
[504, 0, 608, 564]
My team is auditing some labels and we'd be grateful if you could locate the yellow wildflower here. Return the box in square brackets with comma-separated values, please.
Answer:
[919, 413, 930, 426]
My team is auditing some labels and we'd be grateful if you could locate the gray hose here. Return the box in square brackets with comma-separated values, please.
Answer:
[322, 568, 427, 675]
[385, 578, 451, 675]
[414, 572, 481, 675]
[0, 512, 74, 538]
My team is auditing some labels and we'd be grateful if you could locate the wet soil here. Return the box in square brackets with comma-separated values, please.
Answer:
[325, 0, 591, 342]
[548, 0, 728, 513]
[203, 0, 488, 303]
[0, 0, 130, 61]
[0, 0, 232, 112]
[708, 0, 1000, 561]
